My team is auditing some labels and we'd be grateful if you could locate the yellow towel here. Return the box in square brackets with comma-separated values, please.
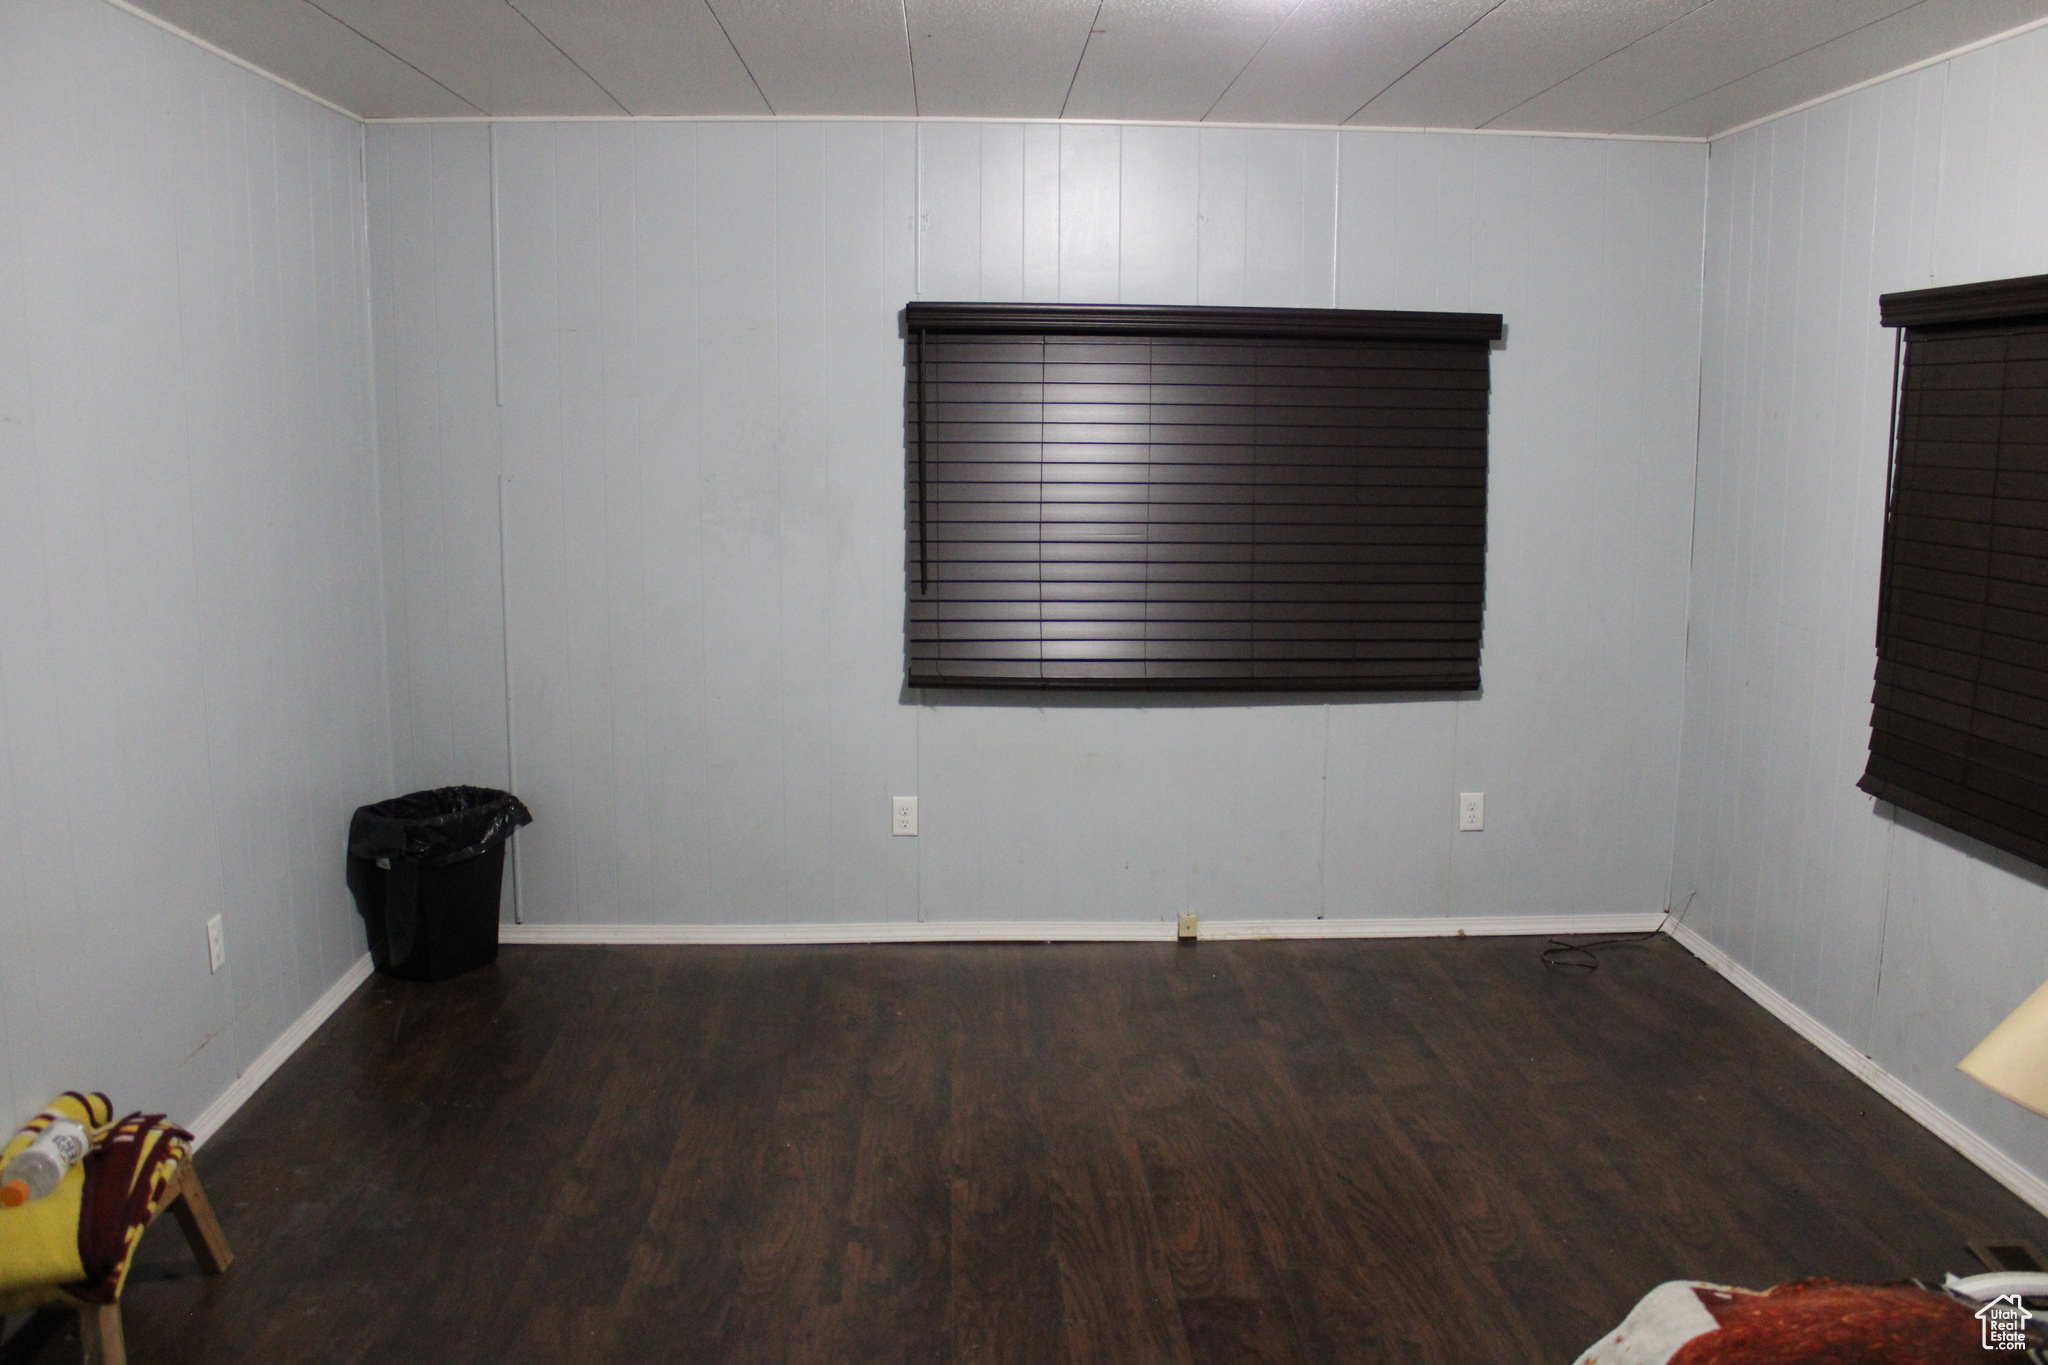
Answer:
[0, 1093, 112, 1311]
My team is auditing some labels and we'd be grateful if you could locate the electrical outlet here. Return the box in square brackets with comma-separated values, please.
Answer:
[1458, 792, 1484, 832]
[205, 915, 226, 973]
[1177, 911, 1199, 940]
[892, 796, 918, 837]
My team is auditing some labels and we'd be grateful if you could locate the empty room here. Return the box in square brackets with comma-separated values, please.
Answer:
[8, 0, 2048, 1360]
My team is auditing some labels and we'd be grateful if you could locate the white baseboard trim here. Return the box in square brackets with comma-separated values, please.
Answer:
[501, 920, 1178, 944]
[186, 953, 374, 1148]
[1200, 912, 1669, 940]
[1667, 921, 2048, 1217]
[499, 912, 1666, 946]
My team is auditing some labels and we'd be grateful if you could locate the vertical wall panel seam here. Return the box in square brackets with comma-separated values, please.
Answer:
[1295, 136, 1307, 305]
[1720, 127, 1753, 957]
[283, 91, 317, 1005]
[605, 127, 624, 920]
[264, 89, 309, 1007]
[1733, 123, 1776, 970]
[692, 124, 711, 924]
[1316, 703, 1329, 918]
[1194, 126, 1206, 304]
[1851, 88, 1884, 1032]
[1928, 60, 1951, 285]
[911, 124, 925, 922]
[914, 692, 924, 922]
[1725, 131, 1760, 954]
[914, 122, 922, 296]
[1447, 694, 1460, 920]
[1699, 135, 1729, 931]
[490, 124, 504, 408]
[489, 125, 521, 917]
[1871, 806, 1896, 1053]
[774, 126, 790, 920]
[1779, 114, 1816, 1008]
[360, 127, 396, 798]
[1801, 104, 1845, 1017]
[290, 102, 328, 1003]
[1320, 131, 1337, 914]
[1766, 118, 1811, 985]
[814, 132, 837, 924]
[165, 35, 239, 1059]
[1810, 101, 1859, 1019]
[975, 124, 985, 298]
[498, 471, 520, 921]
[1019, 125, 1029, 302]
[1849, 83, 1891, 1043]
[312, 98, 347, 982]
[428, 128, 455, 776]
[545, 126, 580, 922]
[1742, 126, 1769, 962]
[1666, 138, 1713, 921]
[1329, 130, 1341, 308]
[629, 126, 650, 920]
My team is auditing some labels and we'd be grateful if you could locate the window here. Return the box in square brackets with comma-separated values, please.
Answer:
[1863, 272, 2048, 866]
[904, 303, 1503, 691]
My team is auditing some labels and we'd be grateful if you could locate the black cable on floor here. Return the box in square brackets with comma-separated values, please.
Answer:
[1544, 895, 1697, 972]
[1540, 931, 1662, 971]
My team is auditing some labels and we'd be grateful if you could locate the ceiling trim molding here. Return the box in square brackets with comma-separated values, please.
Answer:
[96, 0, 364, 122]
[1709, 11, 2048, 143]
[361, 112, 1708, 143]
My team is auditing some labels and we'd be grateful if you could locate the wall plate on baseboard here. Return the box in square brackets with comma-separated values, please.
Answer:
[1177, 912, 1198, 940]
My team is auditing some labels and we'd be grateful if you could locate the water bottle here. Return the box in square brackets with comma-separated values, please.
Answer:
[0, 1114, 90, 1207]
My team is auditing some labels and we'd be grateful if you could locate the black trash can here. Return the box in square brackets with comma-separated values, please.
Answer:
[347, 786, 533, 981]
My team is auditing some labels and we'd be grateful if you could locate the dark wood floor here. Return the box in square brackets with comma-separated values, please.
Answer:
[9, 935, 2045, 1364]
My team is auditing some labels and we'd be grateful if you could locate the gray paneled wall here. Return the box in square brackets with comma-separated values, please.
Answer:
[1678, 25, 2048, 1190]
[0, 0, 389, 1127]
[367, 120, 1706, 928]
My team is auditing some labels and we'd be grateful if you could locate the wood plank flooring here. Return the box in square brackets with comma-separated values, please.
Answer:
[8, 934, 2045, 1364]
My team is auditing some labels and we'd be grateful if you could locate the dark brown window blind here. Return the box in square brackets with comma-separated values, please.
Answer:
[1862, 272, 2048, 867]
[904, 303, 1503, 691]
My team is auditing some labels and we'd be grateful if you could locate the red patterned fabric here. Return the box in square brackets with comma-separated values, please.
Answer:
[1671, 1279, 2006, 1364]
[71, 1112, 191, 1304]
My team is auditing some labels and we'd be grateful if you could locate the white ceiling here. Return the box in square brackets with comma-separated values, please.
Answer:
[128, 0, 2048, 135]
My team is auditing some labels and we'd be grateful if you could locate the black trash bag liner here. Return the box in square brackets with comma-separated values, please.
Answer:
[348, 786, 532, 868]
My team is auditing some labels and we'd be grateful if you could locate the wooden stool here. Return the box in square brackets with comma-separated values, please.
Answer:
[75, 1159, 232, 1365]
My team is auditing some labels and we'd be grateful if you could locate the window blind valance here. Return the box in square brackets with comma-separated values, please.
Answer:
[904, 302, 1504, 692]
[1862, 272, 2048, 867]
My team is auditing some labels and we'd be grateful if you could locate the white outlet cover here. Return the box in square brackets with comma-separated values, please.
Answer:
[1459, 792, 1484, 832]
[205, 914, 226, 973]
[892, 796, 918, 837]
